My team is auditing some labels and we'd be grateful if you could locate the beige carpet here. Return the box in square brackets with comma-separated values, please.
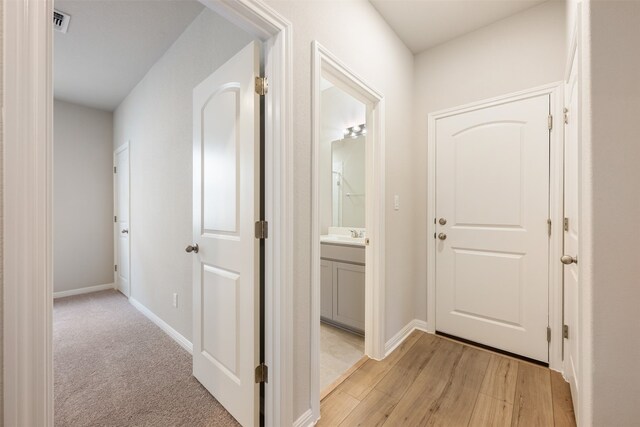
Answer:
[54, 290, 240, 427]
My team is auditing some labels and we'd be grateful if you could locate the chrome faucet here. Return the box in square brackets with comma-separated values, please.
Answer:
[349, 229, 365, 238]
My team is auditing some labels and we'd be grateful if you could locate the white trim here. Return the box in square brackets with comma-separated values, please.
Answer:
[426, 82, 565, 371]
[129, 297, 193, 354]
[310, 41, 386, 424]
[3, 0, 294, 426]
[384, 319, 429, 357]
[292, 409, 315, 427]
[53, 283, 115, 299]
[3, 0, 54, 425]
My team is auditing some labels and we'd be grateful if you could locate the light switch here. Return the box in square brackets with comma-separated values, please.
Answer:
[394, 195, 400, 211]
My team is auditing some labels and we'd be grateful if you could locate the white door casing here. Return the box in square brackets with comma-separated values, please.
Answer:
[434, 95, 551, 363]
[191, 41, 260, 427]
[114, 143, 130, 297]
[563, 37, 580, 414]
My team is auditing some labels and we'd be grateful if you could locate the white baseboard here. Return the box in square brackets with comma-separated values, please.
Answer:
[293, 409, 316, 427]
[384, 319, 430, 357]
[53, 282, 115, 299]
[128, 297, 193, 355]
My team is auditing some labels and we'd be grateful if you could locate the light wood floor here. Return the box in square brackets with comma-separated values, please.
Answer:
[319, 330, 576, 427]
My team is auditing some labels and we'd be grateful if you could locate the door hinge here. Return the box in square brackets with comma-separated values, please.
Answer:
[547, 219, 552, 237]
[563, 324, 569, 339]
[255, 363, 268, 383]
[547, 326, 552, 343]
[564, 107, 569, 124]
[255, 220, 268, 239]
[564, 217, 569, 232]
[114, 166, 117, 173]
[114, 215, 117, 222]
[548, 114, 553, 130]
[255, 76, 268, 96]
[114, 264, 118, 272]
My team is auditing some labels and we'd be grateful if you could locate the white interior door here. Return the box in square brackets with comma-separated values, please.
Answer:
[563, 48, 580, 406]
[435, 95, 550, 362]
[191, 41, 260, 427]
[114, 144, 130, 297]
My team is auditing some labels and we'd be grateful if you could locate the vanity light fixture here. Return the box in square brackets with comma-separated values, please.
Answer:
[344, 123, 366, 138]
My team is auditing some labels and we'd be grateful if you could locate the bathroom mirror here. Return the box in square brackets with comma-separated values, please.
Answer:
[320, 78, 366, 231]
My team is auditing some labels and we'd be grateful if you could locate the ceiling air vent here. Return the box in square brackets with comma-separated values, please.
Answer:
[53, 9, 71, 33]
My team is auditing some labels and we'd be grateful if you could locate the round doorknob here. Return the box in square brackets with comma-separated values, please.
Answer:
[438, 233, 447, 241]
[185, 244, 199, 254]
[561, 254, 577, 265]
[438, 218, 447, 225]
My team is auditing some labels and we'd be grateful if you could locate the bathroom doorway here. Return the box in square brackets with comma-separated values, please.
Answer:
[310, 42, 386, 418]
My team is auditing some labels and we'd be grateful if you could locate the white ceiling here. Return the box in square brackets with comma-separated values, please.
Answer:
[369, 0, 549, 54]
[54, 0, 204, 111]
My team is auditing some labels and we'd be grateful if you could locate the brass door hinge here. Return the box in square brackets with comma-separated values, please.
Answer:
[564, 217, 569, 232]
[547, 326, 551, 343]
[548, 114, 553, 131]
[114, 215, 117, 222]
[255, 363, 268, 383]
[114, 166, 117, 173]
[564, 107, 569, 124]
[547, 219, 552, 237]
[114, 264, 118, 272]
[563, 324, 569, 339]
[255, 77, 268, 96]
[255, 220, 268, 239]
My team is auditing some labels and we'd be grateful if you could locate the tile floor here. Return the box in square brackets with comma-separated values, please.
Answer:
[320, 322, 364, 391]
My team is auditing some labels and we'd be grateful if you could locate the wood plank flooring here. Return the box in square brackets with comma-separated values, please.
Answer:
[319, 331, 576, 427]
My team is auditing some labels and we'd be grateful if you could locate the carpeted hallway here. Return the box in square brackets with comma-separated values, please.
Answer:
[54, 290, 240, 426]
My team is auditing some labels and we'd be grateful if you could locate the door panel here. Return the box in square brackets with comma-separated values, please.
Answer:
[115, 147, 130, 297]
[564, 47, 580, 406]
[435, 95, 550, 362]
[192, 41, 259, 427]
[333, 262, 365, 332]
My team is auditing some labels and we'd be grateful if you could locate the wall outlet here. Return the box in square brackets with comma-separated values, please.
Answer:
[394, 195, 400, 211]
[172, 293, 178, 308]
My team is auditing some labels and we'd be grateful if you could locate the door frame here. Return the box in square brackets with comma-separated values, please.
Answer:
[113, 141, 130, 297]
[426, 82, 565, 371]
[2, 0, 294, 426]
[310, 41, 386, 421]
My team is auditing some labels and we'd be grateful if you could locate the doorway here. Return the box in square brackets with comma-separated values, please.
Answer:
[4, 0, 294, 425]
[310, 42, 386, 419]
[427, 83, 565, 367]
[114, 142, 130, 297]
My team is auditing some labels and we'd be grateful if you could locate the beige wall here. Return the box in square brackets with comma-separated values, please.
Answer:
[412, 0, 567, 323]
[113, 9, 254, 341]
[585, 1, 640, 424]
[53, 99, 114, 293]
[265, 0, 416, 419]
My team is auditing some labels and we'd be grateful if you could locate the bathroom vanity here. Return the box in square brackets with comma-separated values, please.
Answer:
[320, 235, 365, 334]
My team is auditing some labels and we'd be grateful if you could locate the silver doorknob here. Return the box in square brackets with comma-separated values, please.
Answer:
[439, 218, 447, 225]
[121, 229, 129, 234]
[438, 233, 447, 240]
[185, 244, 199, 254]
[561, 255, 577, 265]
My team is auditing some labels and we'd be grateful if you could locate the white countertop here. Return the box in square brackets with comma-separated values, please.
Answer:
[320, 234, 366, 247]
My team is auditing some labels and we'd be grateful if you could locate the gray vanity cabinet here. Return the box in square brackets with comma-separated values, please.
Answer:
[320, 243, 365, 333]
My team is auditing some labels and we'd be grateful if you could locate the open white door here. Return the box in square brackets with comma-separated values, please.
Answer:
[191, 41, 260, 427]
[563, 46, 580, 409]
[435, 95, 550, 362]
[114, 144, 130, 297]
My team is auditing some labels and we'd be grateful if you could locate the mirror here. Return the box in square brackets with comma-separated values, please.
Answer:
[320, 78, 366, 232]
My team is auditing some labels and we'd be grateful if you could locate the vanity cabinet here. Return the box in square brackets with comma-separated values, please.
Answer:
[320, 243, 365, 333]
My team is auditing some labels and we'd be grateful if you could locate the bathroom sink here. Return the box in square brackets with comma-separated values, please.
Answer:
[320, 234, 366, 246]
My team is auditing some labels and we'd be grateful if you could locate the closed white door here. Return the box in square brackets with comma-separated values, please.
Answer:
[563, 48, 580, 403]
[435, 95, 550, 362]
[191, 41, 260, 427]
[114, 144, 130, 297]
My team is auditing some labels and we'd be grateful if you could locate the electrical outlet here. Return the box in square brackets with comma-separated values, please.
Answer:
[394, 195, 400, 211]
[172, 293, 178, 308]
